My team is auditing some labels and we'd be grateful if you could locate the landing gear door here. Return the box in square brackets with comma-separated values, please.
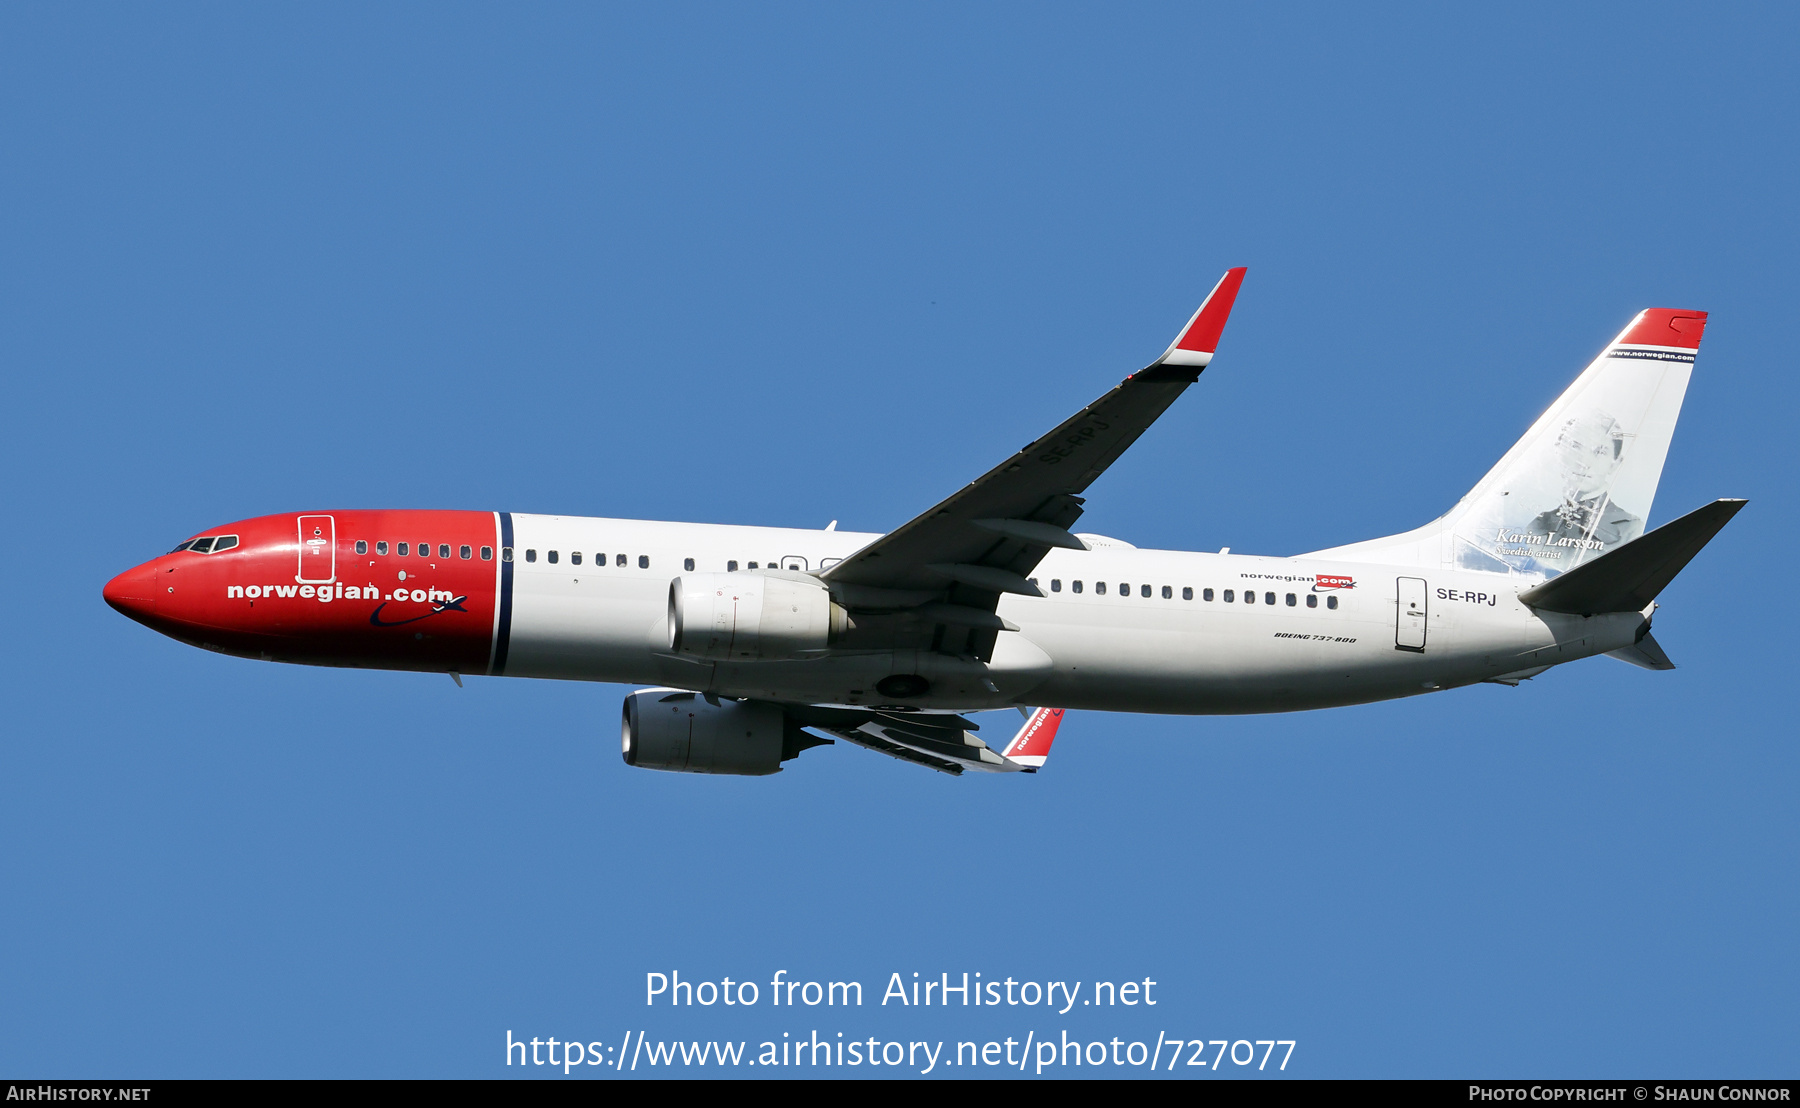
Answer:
[298, 514, 336, 583]
[1396, 577, 1427, 652]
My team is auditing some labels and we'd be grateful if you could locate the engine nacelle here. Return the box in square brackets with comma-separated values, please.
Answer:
[620, 689, 797, 776]
[667, 572, 848, 661]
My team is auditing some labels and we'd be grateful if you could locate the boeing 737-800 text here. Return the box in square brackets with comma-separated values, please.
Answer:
[104, 269, 1743, 776]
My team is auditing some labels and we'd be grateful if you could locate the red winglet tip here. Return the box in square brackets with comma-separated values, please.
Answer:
[1619, 308, 1707, 350]
[1175, 266, 1247, 354]
[1003, 707, 1064, 766]
[1154, 268, 1248, 368]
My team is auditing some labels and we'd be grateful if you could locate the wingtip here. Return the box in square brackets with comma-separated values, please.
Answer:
[1001, 706, 1064, 768]
[1155, 267, 1247, 368]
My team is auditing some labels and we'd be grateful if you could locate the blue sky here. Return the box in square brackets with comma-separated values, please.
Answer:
[2, 3, 1795, 1078]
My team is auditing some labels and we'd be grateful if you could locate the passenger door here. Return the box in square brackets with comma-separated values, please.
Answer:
[297, 515, 336, 583]
[1395, 576, 1427, 652]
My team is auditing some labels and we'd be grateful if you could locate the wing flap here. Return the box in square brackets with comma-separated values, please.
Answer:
[819, 725, 967, 775]
[789, 705, 1038, 775]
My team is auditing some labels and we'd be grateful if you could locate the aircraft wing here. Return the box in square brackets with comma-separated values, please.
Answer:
[788, 704, 1067, 775]
[822, 268, 1245, 661]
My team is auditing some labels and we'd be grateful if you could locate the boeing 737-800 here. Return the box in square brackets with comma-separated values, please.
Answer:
[103, 269, 1743, 776]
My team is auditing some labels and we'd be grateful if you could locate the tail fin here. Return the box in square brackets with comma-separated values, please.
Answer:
[1000, 707, 1064, 770]
[1310, 309, 1707, 578]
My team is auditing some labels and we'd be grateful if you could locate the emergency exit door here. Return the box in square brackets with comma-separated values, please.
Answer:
[297, 515, 336, 583]
[1396, 577, 1427, 652]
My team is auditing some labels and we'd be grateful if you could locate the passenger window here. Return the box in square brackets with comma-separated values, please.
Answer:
[1327, 595, 1338, 610]
[418, 542, 429, 557]
[1265, 592, 1276, 605]
[460, 545, 471, 560]
[1182, 586, 1192, 600]
[639, 555, 649, 569]
[684, 558, 695, 571]
[728, 560, 739, 572]
[1286, 593, 1296, 606]
[1028, 578, 1038, 588]
[1072, 580, 1083, 594]
[1096, 582, 1107, 595]
[355, 540, 367, 554]
[1118, 583, 1128, 596]
[1051, 579, 1062, 593]
[570, 552, 582, 565]
[212, 535, 239, 552]
[548, 550, 559, 564]
[376, 541, 389, 555]
[1144, 585, 1153, 598]
[1245, 590, 1255, 603]
[481, 546, 493, 561]
[1306, 594, 1317, 608]
[439, 544, 451, 559]
[1224, 589, 1234, 602]
[1203, 588, 1213, 601]
[748, 561, 758, 570]
[616, 554, 627, 567]
[525, 549, 537, 563]
[398, 542, 409, 556]
[502, 547, 513, 562]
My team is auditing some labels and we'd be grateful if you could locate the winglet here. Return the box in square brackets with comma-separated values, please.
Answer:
[1153, 267, 1247, 368]
[1000, 707, 1065, 770]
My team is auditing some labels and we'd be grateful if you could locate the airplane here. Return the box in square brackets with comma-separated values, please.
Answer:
[103, 269, 1743, 777]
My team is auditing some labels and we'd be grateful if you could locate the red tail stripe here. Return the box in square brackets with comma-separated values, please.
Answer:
[1618, 308, 1707, 350]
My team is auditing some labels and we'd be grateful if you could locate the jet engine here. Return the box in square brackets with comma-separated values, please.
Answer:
[667, 572, 850, 661]
[620, 688, 827, 776]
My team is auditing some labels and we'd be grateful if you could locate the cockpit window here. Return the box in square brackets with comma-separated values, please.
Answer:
[175, 535, 239, 554]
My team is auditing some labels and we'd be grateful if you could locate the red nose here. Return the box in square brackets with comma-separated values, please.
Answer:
[103, 563, 160, 624]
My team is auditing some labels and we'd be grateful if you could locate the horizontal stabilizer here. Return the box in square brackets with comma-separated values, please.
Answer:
[1605, 631, 1676, 671]
[1519, 499, 1746, 615]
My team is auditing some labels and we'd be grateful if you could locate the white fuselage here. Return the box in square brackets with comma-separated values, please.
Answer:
[502, 514, 1644, 714]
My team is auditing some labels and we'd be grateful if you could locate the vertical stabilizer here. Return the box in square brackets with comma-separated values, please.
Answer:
[1308, 309, 1706, 578]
